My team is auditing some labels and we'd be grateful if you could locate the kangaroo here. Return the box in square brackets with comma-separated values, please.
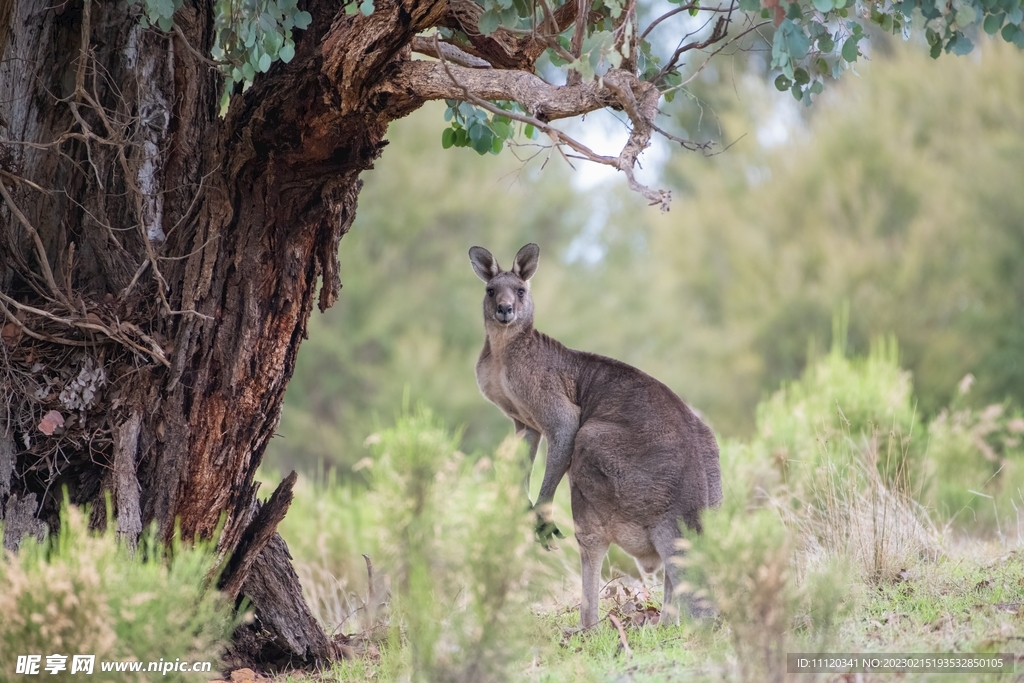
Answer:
[469, 243, 722, 629]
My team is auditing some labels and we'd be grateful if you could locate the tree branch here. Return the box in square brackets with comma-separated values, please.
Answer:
[378, 59, 617, 122]
[386, 55, 671, 209]
[411, 36, 493, 68]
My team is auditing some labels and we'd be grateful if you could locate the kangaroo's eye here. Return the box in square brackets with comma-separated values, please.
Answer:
[487, 288, 495, 298]
[517, 288, 526, 298]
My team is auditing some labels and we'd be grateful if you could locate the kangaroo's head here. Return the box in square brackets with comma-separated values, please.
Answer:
[468, 243, 539, 329]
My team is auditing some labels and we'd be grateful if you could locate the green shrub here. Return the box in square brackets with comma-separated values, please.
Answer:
[926, 395, 1024, 536]
[687, 508, 853, 683]
[756, 311, 924, 495]
[0, 504, 233, 682]
[368, 407, 544, 683]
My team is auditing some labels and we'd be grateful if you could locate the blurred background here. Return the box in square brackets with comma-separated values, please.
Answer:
[264, 35, 1024, 477]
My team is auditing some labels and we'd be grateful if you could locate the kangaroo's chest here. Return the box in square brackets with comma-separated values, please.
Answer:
[476, 352, 536, 427]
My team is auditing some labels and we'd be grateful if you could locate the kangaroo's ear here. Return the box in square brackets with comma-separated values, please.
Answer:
[512, 243, 540, 281]
[469, 246, 501, 282]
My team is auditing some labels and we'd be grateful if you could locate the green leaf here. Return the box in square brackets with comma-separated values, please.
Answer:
[471, 129, 493, 155]
[810, 80, 824, 94]
[811, 0, 833, 12]
[442, 127, 455, 149]
[258, 52, 272, 72]
[791, 83, 804, 100]
[818, 34, 834, 52]
[478, 9, 501, 34]
[491, 136, 503, 154]
[279, 40, 295, 63]
[738, 0, 760, 11]
[793, 67, 810, 85]
[786, 2, 803, 19]
[946, 32, 974, 55]
[780, 19, 811, 60]
[242, 61, 256, 81]
[293, 9, 312, 28]
[775, 74, 793, 90]
[955, 4, 978, 26]
[490, 119, 511, 139]
[841, 34, 862, 61]
[154, 0, 175, 18]
[157, 15, 173, 31]
[524, 123, 536, 139]
[1009, 5, 1024, 22]
[359, 0, 375, 15]
[984, 13, 1004, 33]
[501, 5, 518, 24]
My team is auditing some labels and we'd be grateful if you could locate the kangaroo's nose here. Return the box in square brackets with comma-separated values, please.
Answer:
[497, 303, 513, 316]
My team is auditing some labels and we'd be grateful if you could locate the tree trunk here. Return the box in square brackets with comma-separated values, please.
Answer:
[0, 0, 442, 668]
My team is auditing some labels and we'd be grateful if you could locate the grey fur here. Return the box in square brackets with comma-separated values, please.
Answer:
[469, 243, 722, 628]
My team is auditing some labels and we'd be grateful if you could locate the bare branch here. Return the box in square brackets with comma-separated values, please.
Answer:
[650, 121, 714, 153]
[0, 289, 171, 366]
[411, 36, 494, 68]
[658, 13, 733, 80]
[0, 180, 63, 302]
[639, 3, 698, 43]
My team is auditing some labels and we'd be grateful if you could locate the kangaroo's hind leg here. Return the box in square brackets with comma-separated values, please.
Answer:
[651, 522, 685, 626]
[577, 534, 610, 629]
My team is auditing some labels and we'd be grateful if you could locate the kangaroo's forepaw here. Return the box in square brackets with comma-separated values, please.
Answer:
[535, 519, 565, 550]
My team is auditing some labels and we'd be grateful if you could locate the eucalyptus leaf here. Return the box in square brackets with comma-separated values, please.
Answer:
[478, 9, 501, 35]
[984, 13, 1004, 33]
[279, 40, 295, 63]
[841, 34, 862, 61]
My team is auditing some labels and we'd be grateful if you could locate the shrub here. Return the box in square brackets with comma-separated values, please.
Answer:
[368, 407, 543, 683]
[926, 394, 1024, 536]
[0, 504, 233, 682]
[687, 508, 852, 683]
[756, 314, 924, 496]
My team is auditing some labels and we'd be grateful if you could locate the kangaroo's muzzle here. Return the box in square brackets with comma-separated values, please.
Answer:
[496, 304, 514, 324]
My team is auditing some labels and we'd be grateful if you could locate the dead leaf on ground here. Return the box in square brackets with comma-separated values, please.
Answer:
[38, 410, 65, 435]
[2, 322, 21, 348]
